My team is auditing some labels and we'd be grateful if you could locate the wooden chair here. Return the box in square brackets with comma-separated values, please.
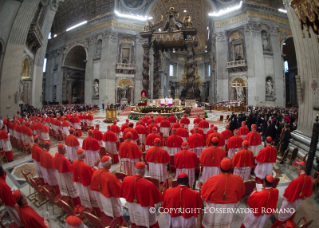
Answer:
[21, 170, 36, 196]
[42, 186, 70, 215]
[83, 211, 121, 228]
[115, 171, 127, 183]
[169, 155, 175, 173]
[58, 199, 93, 220]
[28, 178, 49, 208]
[272, 177, 280, 188]
[144, 176, 167, 193]
[243, 179, 256, 200]
[23, 143, 31, 154]
[276, 148, 290, 165]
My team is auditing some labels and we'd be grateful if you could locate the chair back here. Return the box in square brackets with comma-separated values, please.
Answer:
[29, 178, 42, 193]
[171, 179, 178, 188]
[42, 186, 56, 203]
[272, 177, 280, 188]
[281, 149, 290, 161]
[243, 179, 256, 198]
[219, 116, 223, 121]
[169, 155, 175, 172]
[290, 148, 299, 162]
[115, 171, 127, 183]
[58, 199, 75, 216]
[100, 146, 107, 157]
[83, 211, 105, 228]
[226, 115, 230, 120]
[144, 176, 160, 189]
[21, 171, 32, 185]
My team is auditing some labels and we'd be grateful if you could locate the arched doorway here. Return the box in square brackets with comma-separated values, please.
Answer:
[229, 77, 247, 104]
[19, 57, 33, 105]
[116, 78, 133, 104]
[283, 37, 297, 107]
[62, 45, 87, 104]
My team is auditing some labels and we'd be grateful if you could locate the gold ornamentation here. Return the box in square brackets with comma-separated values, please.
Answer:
[179, 61, 203, 86]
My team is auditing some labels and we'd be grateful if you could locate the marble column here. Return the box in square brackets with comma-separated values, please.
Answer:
[142, 42, 150, 96]
[153, 48, 160, 99]
[185, 35, 195, 99]
[215, 31, 228, 102]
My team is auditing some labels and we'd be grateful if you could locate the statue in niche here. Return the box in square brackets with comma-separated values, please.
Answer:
[262, 31, 270, 51]
[119, 84, 129, 99]
[234, 44, 243, 60]
[266, 79, 274, 96]
[19, 78, 24, 102]
[93, 81, 99, 97]
[236, 85, 245, 101]
[183, 15, 193, 28]
[95, 40, 102, 58]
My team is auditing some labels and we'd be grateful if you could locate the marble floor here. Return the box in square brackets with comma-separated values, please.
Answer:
[1, 109, 319, 228]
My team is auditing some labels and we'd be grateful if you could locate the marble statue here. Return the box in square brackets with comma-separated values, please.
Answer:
[236, 85, 245, 100]
[93, 81, 99, 97]
[266, 79, 274, 96]
[119, 84, 129, 99]
[183, 15, 193, 28]
[262, 31, 270, 51]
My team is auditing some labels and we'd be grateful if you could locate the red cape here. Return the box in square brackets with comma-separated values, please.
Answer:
[40, 150, 55, 169]
[180, 117, 190, 125]
[0, 174, 16, 207]
[199, 120, 209, 128]
[145, 146, 170, 163]
[120, 175, 162, 207]
[82, 137, 101, 151]
[245, 131, 262, 146]
[54, 153, 72, 173]
[172, 123, 181, 129]
[238, 126, 249, 135]
[174, 149, 198, 169]
[103, 130, 118, 142]
[119, 140, 143, 159]
[145, 133, 163, 146]
[168, 116, 177, 123]
[147, 123, 160, 134]
[232, 149, 254, 167]
[206, 132, 225, 147]
[248, 188, 279, 216]
[62, 121, 70, 127]
[72, 159, 95, 186]
[221, 129, 233, 141]
[17, 205, 47, 228]
[193, 117, 201, 125]
[201, 173, 245, 204]
[160, 120, 171, 128]
[135, 125, 147, 134]
[93, 129, 103, 141]
[31, 144, 42, 162]
[227, 135, 244, 149]
[121, 123, 129, 132]
[256, 145, 277, 163]
[176, 128, 189, 137]
[162, 186, 202, 218]
[111, 124, 121, 133]
[283, 173, 313, 202]
[65, 134, 80, 146]
[187, 133, 205, 148]
[155, 116, 163, 124]
[190, 128, 204, 136]
[90, 169, 122, 198]
[123, 128, 139, 141]
[25, 127, 33, 136]
[166, 134, 183, 148]
[200, 146, 226, 167]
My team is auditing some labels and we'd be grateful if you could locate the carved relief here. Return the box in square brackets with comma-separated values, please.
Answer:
[95, 39, 102, 59]
[261, 30, 271, 52]
[229, 31, 245, 61]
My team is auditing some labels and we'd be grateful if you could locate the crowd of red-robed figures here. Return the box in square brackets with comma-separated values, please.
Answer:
[0, 111, 313, 228]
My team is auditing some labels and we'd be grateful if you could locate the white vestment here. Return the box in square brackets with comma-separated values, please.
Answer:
[56, 172, 79, 198]
[175, 168, 196, 188]
[248, 145, 260, 157]
[93, 192, 122, 218]
[166, 147, 181, 156]
[104, 141, 118, 155]
[202, 202, 238, 228]
[62, 126, 70, 135]
[121, 158, 139, 176]
[40, 167, 58, 186]
[84, 150, 102, 169]
[160, 127, 170, 137]
[278, 198, 303, 221]
[127, 202, 157, 228]
[190, 147, 204, 157]
[228, 148, 241, 159]
[34, 161, 43, 178]
[243, 209, 270, 228]
[166, 214, 196, 228]
[200, 167, 220, 184]
[255, 162, 273, 179]
[148, 162, 168, 183]
[233, 167, 252, 181]
[75, 183, 98, 209]
[66, 145, 80, 162]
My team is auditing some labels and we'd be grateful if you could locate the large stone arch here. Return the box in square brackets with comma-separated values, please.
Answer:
[63, 44, 88, 69]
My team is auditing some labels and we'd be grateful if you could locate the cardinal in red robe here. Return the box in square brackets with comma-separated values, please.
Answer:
[199, 117, 209, 136]
[65, 128, 80, 161]
[180, 113, 190, 130]
[13, 190, 49, 228]
[145, 128, 163, 150]
[232, 140, 254, 181]
[0, 127, 13, 161]
[92, 124, 103, 145]
[145, 138, 170, 184]
[193, 114, 202, 125]
[155, 113, 163, 127]
[121, 119, 130, 132]
[241, 175, 279, 228]
[201, 158, 245, 228]
[221, 124, 233, 145]
[206, 126, 225, 149]
[171, 119, 181, 129]
[87, 111, 94, 128]
[135, 122, 147, 145]
[147, 116, 155, 126]
[255, 137, 277, 184]
[162, 172, 202, 227]
[72, 148, 101, 215]
[24, 123, 34, 147]
[82, 130, 101, 168]
[40, 141, 60, 195]
[174, 142, 198, 188]
[238, 121, 249, 139]
[54, 144, 81, 206]
[120, 162, 162, 228]
[166, 128, 183, 155]
[168, 113, 177, 126]
[187, 127, 205, 156]
[271, 161, 313, 228]
[0, 168, 23, 227]
[176, 123, 189, 141]
[90, 156, 123, 220]
[142, 114, 151, 125]
[160, 116, 171, 138]
[245, 124, 261, 156]
[31, 136, 44, 184]
[123, 123, 139, 144]
[119, 132, 143, 176]
[226, 129, 243, 159]
[103, 125, 119, 164]
[200, 137, 226, 184]
[111, 120, 121, 139]
[147, 119, 160, 134]
[73, 114, 82, 137]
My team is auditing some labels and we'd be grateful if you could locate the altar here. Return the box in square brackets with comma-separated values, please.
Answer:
[129, 105, 187, 119]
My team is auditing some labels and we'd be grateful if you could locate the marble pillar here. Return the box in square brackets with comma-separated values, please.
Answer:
[142, 43, 150, 96]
